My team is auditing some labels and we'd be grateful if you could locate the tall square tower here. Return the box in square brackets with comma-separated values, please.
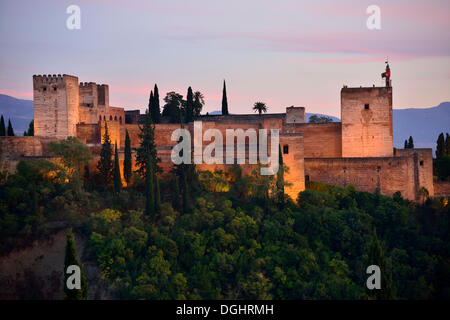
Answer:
[33, 74, 79, 138]
[341, 86, 393, 157]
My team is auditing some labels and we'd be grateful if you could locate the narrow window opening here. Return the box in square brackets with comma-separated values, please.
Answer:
[364, 104, 370, 110]
[283, 145, 289, 154]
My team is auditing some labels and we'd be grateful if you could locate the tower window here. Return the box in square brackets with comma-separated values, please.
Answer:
[283, 145, 289, 154]
[377, 166, 381, 172]
[43, 87, 47, 92]
[53, 87, 57, 91]
[305, 175, 310, 182]
[420, 161, 424, 166]
[364, 104, 370, 110]
[110, 115, 113, 121]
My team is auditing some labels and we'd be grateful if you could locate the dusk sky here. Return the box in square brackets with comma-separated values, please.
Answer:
[0, 0, 449, 117]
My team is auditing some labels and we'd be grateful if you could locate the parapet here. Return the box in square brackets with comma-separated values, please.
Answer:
[33, 74, 79, 90]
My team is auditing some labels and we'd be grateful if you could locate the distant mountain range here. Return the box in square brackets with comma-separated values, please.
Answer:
[0, 93, 448, 153]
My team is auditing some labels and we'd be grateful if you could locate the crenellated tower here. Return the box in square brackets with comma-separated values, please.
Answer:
[33, 74, 79, 138]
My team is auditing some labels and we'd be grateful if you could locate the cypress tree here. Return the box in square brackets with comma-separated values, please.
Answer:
[436, 133, 445, 159]
[446, 133, 450, 156]
[171, 175, 181, 211]
[7, 119, 14, 136]
[123, 129, 132, 184]
[97, 121, 113, 184]
[113, 143, 122, 194]
[0, 115, 5, 136]
[63, 229, 87, 300]
[182, 171, 189, 214]
[145, 157, 155, 216]
[276, 144, 285, 207]
[154, 173, 161, 213]
[185, 86, 194, 123]
[368, 229, 393, 300]
[408, 136, 414, 149]
[404, 140, 408, 149]
[148, 90, 155, 122]
[26, 120, 34, 136]
[135, 111, 159, 216]
[153, 84, 161, 123]
[221, 80, 229, 115]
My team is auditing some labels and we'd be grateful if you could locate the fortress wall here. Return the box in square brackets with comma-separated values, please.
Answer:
[395, 148, 434, 197]
[0, 137, 44, 172]
[292, 123, 342, 158]
[434, 182, 450, 198]
[78, 106, 99, 125]
[341, 87, 393, 158]
[65, 76, 80, 138]
[304, 156, 417, 199]
[280, 133, 305, 199]
[77, 124, 101, 144]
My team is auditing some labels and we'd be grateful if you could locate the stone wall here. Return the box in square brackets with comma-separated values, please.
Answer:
[395, 148, 435, 197]
[341, 87, 393, 158]
[0, 137, 44, 172]
[296, 123, 342, 158]
[77, 124, 101, 144]
[434, 181, 450, 198]
[305, 156, 417, 199]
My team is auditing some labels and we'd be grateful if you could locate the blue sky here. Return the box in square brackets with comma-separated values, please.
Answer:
[0, 0, 449, 117]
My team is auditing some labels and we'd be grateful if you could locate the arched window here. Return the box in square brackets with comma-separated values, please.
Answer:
[99, 115, 102, 122]
[114, 116, 117, 121]
[110, 115, 113, 121]
[119, 116, 122, 124]
[103, 116, 106, 121]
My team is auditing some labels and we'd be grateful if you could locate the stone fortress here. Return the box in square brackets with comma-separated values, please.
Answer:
[0, 73, 435, 201]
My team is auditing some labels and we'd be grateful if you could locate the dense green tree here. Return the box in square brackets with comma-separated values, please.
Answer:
[171, 175, 181, 211]
[113, 143, 122, 194]
[436, 133, 445, 159]
[404, 140, 408, 149]
[49, 137, 92, 193]
[408, 136, 414, 149]
[222, 80, 229, 115]
[309, 114, 333, 123]
[0, 115, 5, 136]
[123, 129, 132, 184]
[63, 229, 87, 300]
[97, 122, 113, 185]
[162, 92, 184, 123]
[368, 230, 393, 300]
[185, 87, 194, 123]
[253, 102, 267, 115]
[7, 119, 14, 136]
[193, 91, 205, 117]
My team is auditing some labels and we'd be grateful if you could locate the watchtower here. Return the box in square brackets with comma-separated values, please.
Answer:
[341, 86, 393, 157]
[33, 74, 79, 138]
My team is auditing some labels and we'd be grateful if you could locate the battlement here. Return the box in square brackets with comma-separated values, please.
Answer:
[33, 74, 78, 86]
[79, 82, 97, 88]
